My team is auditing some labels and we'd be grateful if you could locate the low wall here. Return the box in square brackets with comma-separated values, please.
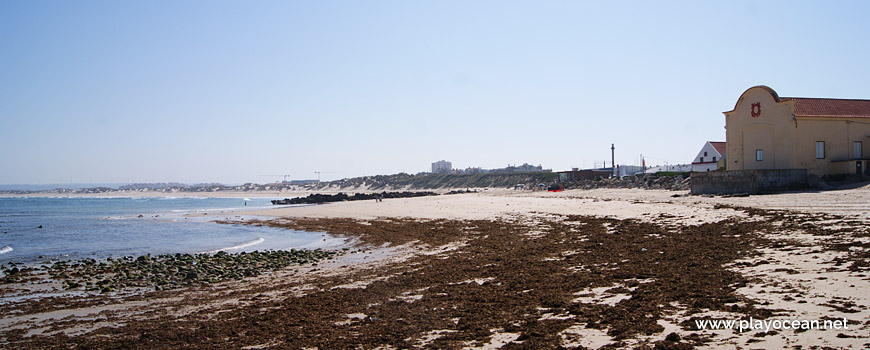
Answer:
[690, 169, 808, 195]
[557, 170, 612, 182]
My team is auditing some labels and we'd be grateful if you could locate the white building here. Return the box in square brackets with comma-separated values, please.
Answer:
[644, 164, 693, 173]
[615, 165, 645, 177]
[431, 160, 452, 174]
[691, 141, 726, 172]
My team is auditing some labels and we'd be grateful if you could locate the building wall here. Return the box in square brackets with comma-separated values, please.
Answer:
[793, 118, 870, 175]
[691, 162, 718, 172]
[794, 119, 845, 175]
[724, 86, 870, 177]
[617, 165, 645, 177]
[557, 169, 612, 182]
[431, 160, 452, 174]
[691, 169, 808, 195]
[724, 87, 796, 171]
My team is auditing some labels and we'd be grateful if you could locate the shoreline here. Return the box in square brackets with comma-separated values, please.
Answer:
[0, 190, 301, 199]
[0, 187, 486, 199]
[0, 197, 340, 265]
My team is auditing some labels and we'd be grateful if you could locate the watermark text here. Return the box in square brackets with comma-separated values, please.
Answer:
[695, 317, 848, 333]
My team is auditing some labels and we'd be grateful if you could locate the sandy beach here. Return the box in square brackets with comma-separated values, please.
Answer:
[2, 186, 870, 349]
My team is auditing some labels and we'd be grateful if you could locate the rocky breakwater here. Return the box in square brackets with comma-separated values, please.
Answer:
[566, 173, 690, 191]
[272, 191, 438, 205]
[0, 249, 343, 293]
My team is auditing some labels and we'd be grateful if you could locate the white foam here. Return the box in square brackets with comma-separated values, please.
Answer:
[172, 206, 259, 213]
[204, 237, 265, 254]
[0, 246, 12, 255]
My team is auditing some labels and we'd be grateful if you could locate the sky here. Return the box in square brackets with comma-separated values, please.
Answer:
[2, 1, 870, 185]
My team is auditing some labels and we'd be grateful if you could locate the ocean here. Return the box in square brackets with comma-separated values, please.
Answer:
[0, 197, 342, 264]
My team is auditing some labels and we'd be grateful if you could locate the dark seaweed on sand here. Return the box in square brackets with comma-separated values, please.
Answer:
[6, 206, 865, 349]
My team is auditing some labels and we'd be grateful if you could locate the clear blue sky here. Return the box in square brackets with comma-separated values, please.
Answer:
[2, 1, 869, 184]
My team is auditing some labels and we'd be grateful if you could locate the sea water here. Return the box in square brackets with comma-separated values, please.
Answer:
[0, 197, 341, 264]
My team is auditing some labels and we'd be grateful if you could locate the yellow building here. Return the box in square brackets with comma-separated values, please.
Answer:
[723, 86, 870, 178]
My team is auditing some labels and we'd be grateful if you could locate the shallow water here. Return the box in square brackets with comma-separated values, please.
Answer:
[0, 197, 342, 264]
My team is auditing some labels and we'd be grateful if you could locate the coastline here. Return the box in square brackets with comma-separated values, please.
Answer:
[0, 197, 342, 264]
[2, 186, 870, 348]
[0, 190, 306, 199]
[0, 186, 479, 199]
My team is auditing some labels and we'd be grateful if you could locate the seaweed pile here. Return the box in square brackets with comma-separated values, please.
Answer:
[7, 213, 784, 349]
[242, 216, 772, 348]
[9, 204, 865, 349]
[271, 191, 438, 205]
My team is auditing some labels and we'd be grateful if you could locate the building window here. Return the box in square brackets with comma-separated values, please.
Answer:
[700, 157, 704, 163]
[713, 156, 717, 162]
[756, 149, 763, 161]
[704, 152, 708, 156]
[816, 141, 825, 159]
[855, 141, 863, 159]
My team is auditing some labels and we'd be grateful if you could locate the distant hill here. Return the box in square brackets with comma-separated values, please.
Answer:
[308, 171, 691, 191]
[310, 172, 559, 190]
[0, 183, 129, 192]
[118, 183, 224, 190]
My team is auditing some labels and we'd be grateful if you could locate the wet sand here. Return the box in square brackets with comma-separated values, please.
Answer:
[2, 187, 870, 348]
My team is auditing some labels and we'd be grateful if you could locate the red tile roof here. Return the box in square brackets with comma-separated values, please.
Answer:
[780, 97, 870, 118]
[710, 142, 726, 156]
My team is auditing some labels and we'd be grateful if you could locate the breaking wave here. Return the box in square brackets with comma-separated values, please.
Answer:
[204, 237, 265, 254]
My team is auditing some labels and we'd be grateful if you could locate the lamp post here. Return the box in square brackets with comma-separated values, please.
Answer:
[611, 144, 616, 178]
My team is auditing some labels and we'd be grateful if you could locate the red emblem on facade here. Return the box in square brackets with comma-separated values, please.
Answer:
[751, 102, 761, 118]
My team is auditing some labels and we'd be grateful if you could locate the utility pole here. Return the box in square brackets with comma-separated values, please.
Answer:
[611, 144, 616, 178]
[315, 171, 341, 183]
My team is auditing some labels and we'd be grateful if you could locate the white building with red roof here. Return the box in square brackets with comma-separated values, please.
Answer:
[691, 141, 726, 172]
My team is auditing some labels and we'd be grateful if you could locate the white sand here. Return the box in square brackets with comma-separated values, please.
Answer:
[248, 186, 870, 222]
[246, 188, 742, 225]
